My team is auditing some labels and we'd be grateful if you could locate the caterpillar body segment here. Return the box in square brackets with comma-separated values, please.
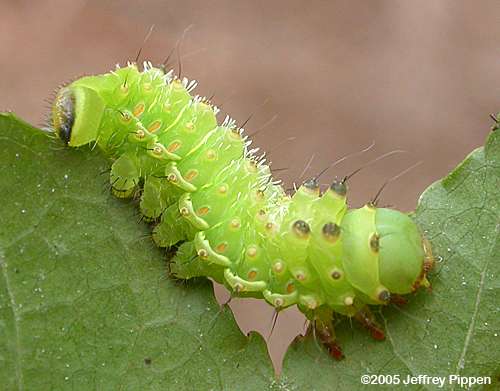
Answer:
[51, 62, 433, 357]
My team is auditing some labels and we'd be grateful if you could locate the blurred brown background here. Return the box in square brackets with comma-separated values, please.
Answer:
[1, 0, 498, 372]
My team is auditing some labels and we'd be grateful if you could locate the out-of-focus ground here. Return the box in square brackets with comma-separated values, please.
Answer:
[2, 0, 499, 372]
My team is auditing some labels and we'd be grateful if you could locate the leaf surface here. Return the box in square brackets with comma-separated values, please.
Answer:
[1, 113, 498, 391]
[0, 113, 274, 391]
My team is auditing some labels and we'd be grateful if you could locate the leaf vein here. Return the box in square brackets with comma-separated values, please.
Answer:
[0, 253, 24, 391]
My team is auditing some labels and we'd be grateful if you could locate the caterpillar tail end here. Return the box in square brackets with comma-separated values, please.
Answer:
[52, 85, 105, 147]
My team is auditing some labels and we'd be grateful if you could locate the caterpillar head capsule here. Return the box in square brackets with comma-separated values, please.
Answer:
[52, 85, 105, 146]
[341, 205, 432, 303]
[375, 208, 431, 295]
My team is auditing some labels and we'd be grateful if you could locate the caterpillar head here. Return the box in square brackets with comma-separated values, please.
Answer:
[374, 208, 432, 295]
[342, 206, 432, 304]
[52, 85, 105, 146]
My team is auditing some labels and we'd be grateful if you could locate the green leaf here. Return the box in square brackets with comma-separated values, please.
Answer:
[0, 113, 274, 391]
[280, 129, 500, 390]
[1, 113, 499, 391]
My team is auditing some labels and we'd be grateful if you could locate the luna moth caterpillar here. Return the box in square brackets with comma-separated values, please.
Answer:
[50, 61, 434, 359]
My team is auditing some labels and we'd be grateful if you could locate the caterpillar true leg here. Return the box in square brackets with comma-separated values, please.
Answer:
[313, 317, 345, 361]
[389, 294, 408, 306]
[353, 306, 386, 341]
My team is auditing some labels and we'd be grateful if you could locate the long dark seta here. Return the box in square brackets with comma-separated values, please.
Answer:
[342, 149, 407, 184]
[370, 161, 423, 206]
[315, 140, 376, 182]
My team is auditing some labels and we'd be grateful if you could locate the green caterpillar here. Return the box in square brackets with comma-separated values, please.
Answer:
[51, 61, 434, 358]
